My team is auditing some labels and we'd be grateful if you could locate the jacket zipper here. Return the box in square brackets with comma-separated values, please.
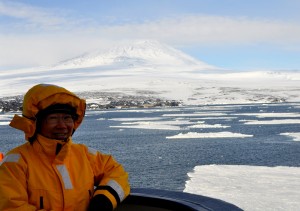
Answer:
[40, 196, 44, 209]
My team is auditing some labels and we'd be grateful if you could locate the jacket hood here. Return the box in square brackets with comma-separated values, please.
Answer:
[9, 84, 86, 141]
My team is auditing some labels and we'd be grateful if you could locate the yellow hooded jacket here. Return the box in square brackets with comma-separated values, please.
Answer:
[0, 84, 130, 210]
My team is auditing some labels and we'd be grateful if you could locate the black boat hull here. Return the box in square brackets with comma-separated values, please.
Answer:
[116, 188, 243, 211]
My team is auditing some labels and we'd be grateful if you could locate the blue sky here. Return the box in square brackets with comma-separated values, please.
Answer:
[0, 0, 300, 70]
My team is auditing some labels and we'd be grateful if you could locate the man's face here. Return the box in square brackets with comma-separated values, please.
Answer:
[40, 113, 75, 141]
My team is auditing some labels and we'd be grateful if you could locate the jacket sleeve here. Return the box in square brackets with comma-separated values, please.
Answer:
[86, 147, 130, 210]
[0, 153, 40, 210]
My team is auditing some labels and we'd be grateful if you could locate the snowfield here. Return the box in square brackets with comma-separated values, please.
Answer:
[1, 40, 300, 106]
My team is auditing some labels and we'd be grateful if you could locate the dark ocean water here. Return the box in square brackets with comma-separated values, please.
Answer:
[1, 103, 300, 191]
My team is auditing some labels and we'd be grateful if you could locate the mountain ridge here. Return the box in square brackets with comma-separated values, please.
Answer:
[53, 40, 216, 70]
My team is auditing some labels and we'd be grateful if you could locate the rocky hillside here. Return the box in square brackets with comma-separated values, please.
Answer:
[0, 92, 180, 113]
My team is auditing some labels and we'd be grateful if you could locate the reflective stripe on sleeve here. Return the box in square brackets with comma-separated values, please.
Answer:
[0, 153, 20, 165]
[88, 147, 98, 155]
[56, 165, 73, 189]
[107, 180, 125, 202]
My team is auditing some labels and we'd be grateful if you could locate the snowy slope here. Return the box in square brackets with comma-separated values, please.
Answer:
[53, 40, 215, 70]
[1, 40, 300, 105]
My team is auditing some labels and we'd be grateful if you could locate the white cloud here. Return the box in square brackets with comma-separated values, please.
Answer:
[0, 1, 68, 29]
[0, 34, 113, 68]
[99, 15, 300, 46]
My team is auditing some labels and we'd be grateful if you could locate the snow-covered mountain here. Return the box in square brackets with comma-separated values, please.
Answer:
[1, 40, 300, 105]
[53, 40, 215, 70]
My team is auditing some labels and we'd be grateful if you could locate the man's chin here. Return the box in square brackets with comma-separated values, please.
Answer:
[53, 134, 69, 141]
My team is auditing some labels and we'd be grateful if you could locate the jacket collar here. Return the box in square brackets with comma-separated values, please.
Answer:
[33, 134, 72, 163]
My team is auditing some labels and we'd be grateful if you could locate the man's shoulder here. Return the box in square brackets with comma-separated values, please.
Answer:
[71, 142, 100, 156]
[70, 142, 91, 154]
[8, 142, 31, 154]
[1, 142, 31, 165]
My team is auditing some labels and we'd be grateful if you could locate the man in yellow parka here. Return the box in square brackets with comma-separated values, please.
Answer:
[0, 84, 130, 210]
